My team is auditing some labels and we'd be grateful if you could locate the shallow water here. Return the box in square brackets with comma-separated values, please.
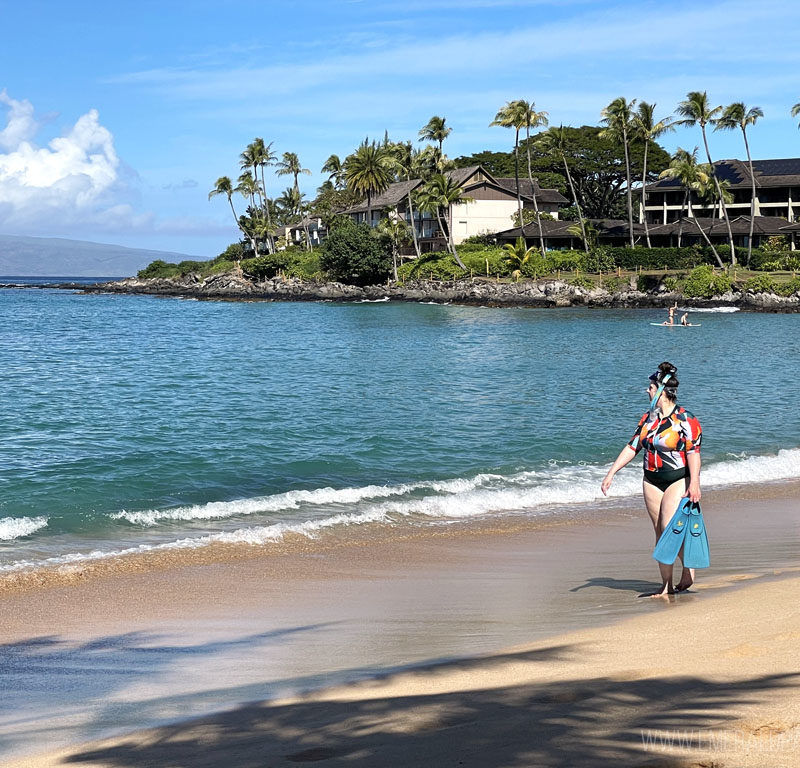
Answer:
[1, 285, 799, 571]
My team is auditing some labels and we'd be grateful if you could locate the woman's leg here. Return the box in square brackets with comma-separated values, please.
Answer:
[642, 481, 674, 596]
[661, 477, 694, 591]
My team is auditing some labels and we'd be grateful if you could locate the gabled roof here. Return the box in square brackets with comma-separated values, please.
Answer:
[649, 158, 800, 190]
[495, 178, 569, 204]
[345, 165, 569, 213]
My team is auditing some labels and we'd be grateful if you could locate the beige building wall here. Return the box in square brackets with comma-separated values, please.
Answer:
[450, 199, 557, 244]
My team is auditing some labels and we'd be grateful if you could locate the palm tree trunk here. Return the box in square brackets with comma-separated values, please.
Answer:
[526, 125, 546, 258]
[642, 140, 651, 248]
[622, 124, 634, 248]
[514, 128, 522, 228]
[701, 125, 736, 265]
[260, 165, 274, 254]
[227, 196, 239, 229]
[392, 246, 398, 282]
[688, 198, 724, 268]
[407, 192, 421, 259]
[562, 154, 588, 253]
[677, 191, 687, 248]
[742, 126, 756, 266]
[437, 208, 466, 269]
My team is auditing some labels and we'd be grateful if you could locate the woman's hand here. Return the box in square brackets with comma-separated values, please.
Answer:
[683, 481, 701, 503]
[600, 473, 613, 496]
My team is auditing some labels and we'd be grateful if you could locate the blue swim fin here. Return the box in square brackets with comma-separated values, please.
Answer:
[682, 502, 710, 569]
[653, 497, 692, 565]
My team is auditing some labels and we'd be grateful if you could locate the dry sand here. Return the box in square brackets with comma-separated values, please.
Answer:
[2, 482, 798, 767]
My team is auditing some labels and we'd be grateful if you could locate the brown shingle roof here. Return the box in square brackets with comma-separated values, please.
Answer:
[649, 158, 800, 190]
[498, 218, 644, 239]
[495, 178, 569, 204]
[648, 215, 793, 236]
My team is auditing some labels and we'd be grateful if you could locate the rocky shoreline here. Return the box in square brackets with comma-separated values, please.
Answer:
[72, 273, 800, 312]
[19, 271, 800, 311]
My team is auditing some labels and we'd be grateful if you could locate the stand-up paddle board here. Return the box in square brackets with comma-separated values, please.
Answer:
[649, 323, 701, 327]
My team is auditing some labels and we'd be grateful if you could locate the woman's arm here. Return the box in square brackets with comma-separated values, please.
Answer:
[601, 446, 637, 495]
[684, 452, 701, 502]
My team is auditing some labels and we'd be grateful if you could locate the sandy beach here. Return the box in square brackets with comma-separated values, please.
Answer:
[2, 480, 798, 767]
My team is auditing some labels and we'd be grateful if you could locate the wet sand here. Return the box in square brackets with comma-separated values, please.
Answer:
[1, 481, 798, 765]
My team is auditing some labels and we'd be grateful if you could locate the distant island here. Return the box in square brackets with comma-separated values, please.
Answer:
[0, 234, 200, 277]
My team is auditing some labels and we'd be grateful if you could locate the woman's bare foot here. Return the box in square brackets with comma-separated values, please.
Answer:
[639, 585, 674, 598]
[675, 568, 694, 592]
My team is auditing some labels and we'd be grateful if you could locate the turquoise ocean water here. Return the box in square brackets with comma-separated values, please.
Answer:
[1, 282, 799, 573]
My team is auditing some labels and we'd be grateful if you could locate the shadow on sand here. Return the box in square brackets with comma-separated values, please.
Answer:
[50, 644, 799, 768]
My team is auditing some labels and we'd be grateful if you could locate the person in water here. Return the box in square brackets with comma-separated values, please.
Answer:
[680, 312, 690, 326]
[600, 362, 702, 597]
[667, 302, 678, 325]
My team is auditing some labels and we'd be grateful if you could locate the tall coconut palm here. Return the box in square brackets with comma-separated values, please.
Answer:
[415, 173, 473, 269]
[239, 144, 263, 208]
[377, 210, 412, 282]
[659, 147, 724, 267]
[208, 176, 240, 230]
[676, 91, 736, 264]
[715, 103, 763, 264]
[236, 172, 261, 210]
[418, 115, 452, 155]
[389, 141, 422, 259]
[276, 186, 304, 222]
[632, 102, 675, 248]
[792, 102, 800, 127]
[520, 100, 550, 258]
[251, 138, 276, 252]
[276, 152, 311, 196]
[535, 126, 589, 253]
[600, 97, 637, 247]
[321, 154, 344, 188]
[490, 100, 527, 230]
[344, 139, 395, 227]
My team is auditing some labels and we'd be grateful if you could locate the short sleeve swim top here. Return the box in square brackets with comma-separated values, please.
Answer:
[628, 406, 702, 473]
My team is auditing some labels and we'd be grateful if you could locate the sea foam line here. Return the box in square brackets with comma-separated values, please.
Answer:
[0, 516, 48, 541]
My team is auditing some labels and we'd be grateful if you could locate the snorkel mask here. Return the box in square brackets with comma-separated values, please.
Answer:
[649, 371, 672, 414]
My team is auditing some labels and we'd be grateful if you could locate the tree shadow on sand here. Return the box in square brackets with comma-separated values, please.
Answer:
[58, 646, 800, 768]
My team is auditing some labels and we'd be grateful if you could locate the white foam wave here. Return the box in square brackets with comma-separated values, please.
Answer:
[0, 516, 48, 541]
[110, 474, 507, 526]
[356, 297, 390, 303]
[678, 306, 739, 313]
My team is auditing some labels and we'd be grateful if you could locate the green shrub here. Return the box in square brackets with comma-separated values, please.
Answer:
[459, 233, 498, 247]
[585, 247, 616, 273]
[398, 252, 469, 280]
[571, 275, 594, 290]
[743, 274, 777, 294]
[662, 276, 679, 292]
[776, 277, 800, 297]
[683, 264, 733, 298]
[761, 235, 790, 254]
[242, 252, 290, 281]
[602, 276, 626, 291]
[137, 259, 180, 279]
[284, 249, 323, 280]
[544, 250, 586, 273]
[320, 222, 389, 285]
[603, 246, 715, 270]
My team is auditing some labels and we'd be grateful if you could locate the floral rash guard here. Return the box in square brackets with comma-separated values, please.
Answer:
[628, 406, 703, 473]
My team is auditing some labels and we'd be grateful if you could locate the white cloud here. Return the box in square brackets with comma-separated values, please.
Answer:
[0, 92, 123, 230]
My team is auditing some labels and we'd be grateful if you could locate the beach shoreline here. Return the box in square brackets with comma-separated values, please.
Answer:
[1, 478, 798, 765]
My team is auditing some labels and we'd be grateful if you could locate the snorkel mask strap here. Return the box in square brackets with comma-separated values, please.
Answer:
[649, 373, 671, 413]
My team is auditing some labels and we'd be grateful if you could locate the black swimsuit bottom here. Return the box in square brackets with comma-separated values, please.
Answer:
[644, 467, 689, 492]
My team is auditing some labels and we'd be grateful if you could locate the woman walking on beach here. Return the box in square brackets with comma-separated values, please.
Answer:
[600, 362, 702, 597]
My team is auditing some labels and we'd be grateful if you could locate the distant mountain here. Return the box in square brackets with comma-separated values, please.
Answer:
[0, 234, 199, 277]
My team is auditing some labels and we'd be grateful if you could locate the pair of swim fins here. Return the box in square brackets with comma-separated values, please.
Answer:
[652, 497, 710, 569]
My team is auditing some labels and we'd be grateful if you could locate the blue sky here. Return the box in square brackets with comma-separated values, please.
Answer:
[1, 0, 798, 257]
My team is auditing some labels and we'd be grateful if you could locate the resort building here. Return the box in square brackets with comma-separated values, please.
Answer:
[643, 158, 800, 225]
[346, 166, 568, 252]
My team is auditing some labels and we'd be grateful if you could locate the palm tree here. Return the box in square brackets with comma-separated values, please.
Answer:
[535, 126, 589, 253]
[659, 147, 724, 267]
[276, 186, 304, 222]
[566, 221, 599, 252]
[390, 141, 422, 259]
[502, 237, 537, 281]
[236, 172, 261, 210]
[208, 176, 240, 231]
[321, 154, 344, 188]
[715, 102, 763, 265]
[240, 144, 263, 209]
[415, 173, 473, 269]
[676, 91, 736, 264]
[520, 100, 550, 258]
[344, 139, 395, 227]
[792, 102, 800, 127]
[418, 115, 452, 155]
[490, 100, 527, 230]
[632, 102, 675, 248]
[251, 138, 276, 252]
[377, 211, 412, 282]
[600, 97, 637, 247]
[276, 152, 311, 196]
